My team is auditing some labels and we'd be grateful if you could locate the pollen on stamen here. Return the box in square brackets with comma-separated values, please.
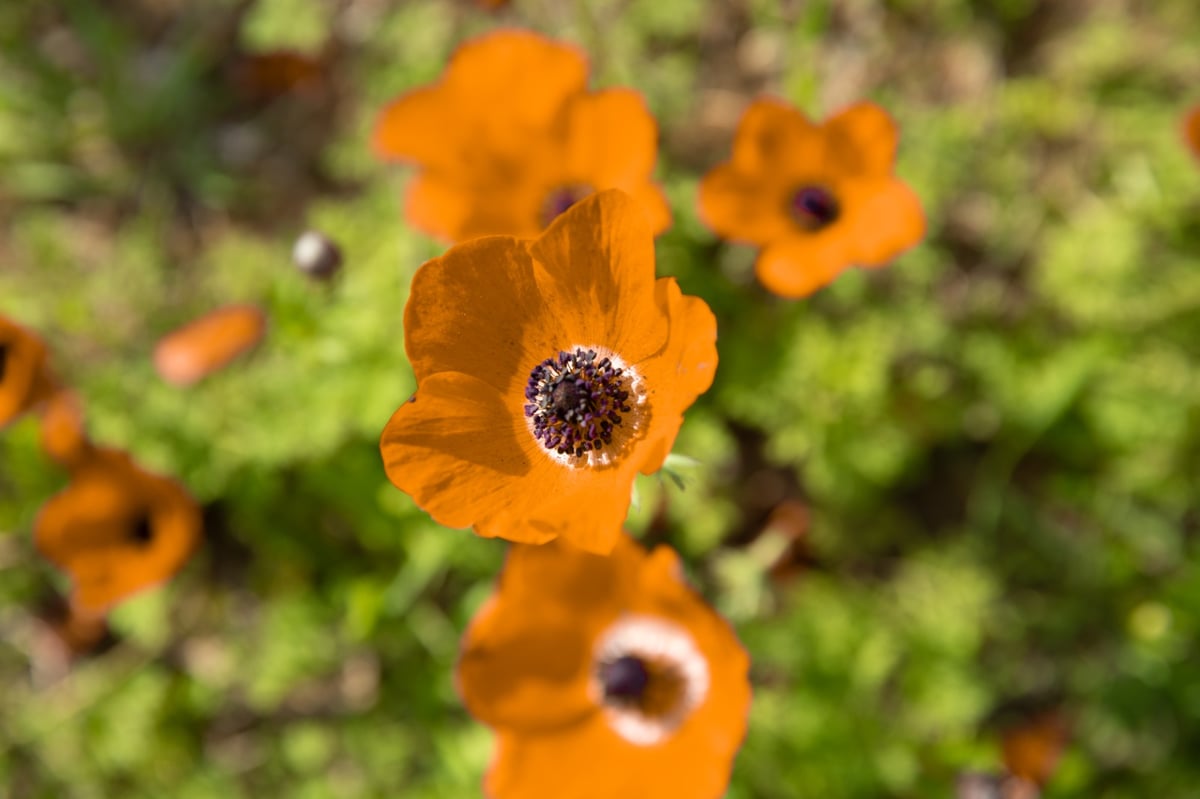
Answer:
[590, 615, 710, 746]
[524, 346, 645, 467]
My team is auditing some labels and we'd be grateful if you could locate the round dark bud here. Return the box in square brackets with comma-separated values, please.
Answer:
[292, 230, 343, 280]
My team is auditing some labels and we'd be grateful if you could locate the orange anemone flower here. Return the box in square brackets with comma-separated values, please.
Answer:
[35, 447, 202, 616]
[379, 190, 716, 553]
[154, 304, 267, 387]
[458, 533, 751, 799]
[372, 29, 671, 243]
[698, 98, 925, 298]
[1183, 105, 1200, 162]
[0, 315, 56, 428]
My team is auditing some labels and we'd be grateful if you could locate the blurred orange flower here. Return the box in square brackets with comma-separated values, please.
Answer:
[154, 304, 267, 387]
[380, 190, 716, 553]
[372, 29, 671, 242]
[0, 316, 55, 428]
[1184, 105, 1200, 162]
[458, 534, 751, 799]
[35, 447, 202, 616]
[698, 98, 925, 298]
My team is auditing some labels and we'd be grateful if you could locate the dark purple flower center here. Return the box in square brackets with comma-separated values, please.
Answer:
[789, 185, 840, 230]
[524, 347, 632, 458]
[0, 343, 8, 383]
[541, 183, 594, 227]
[600, 655, 650, 703]
[129, 512, 155, 546]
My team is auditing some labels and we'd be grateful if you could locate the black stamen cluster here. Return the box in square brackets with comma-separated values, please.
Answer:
[524, 348, 633, 458]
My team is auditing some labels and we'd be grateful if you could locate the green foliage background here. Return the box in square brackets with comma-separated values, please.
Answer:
[2, 0, 1200, 796]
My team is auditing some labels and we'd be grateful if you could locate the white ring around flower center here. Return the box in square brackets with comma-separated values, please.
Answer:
[525, 344, 647, 469]
[590, 614, 710, 746]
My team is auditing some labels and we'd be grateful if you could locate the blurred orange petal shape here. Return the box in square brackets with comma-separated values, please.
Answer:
[0, 315, 55, 428]
[229, 50, 326, 103]
[458, 534, 751, 799]
[379, 190, 716, 553]
[698, 98, 925, 298]
[39, 596, 112, 659]
[372, 29, 671, 242]
[154, 304, 267, 386]
[34, 447, 203, 615]
[1184, 104, 1200, 162]
[38, 389, 93, 469]
[1002, 710, 1069, 788]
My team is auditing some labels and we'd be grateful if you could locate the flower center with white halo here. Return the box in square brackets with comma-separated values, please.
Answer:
[590, 614, 710, 746]
[523, 345, 647, 468]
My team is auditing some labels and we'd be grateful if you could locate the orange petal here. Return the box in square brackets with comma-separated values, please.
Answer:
[407, 168, 551, 243]
[0, 316, 51, 428]
[379, 372, 539, 530]
[375, 31, 588, 169]
[442, 31, 588, 138]
[1002, 710, 1070, 787]
[373, 86, 457, 166]
[1183, 105, 1200, 162]
[755, 231, 852, 298]
[154, 304, 267, 387]
[34, 448, 201, 615]
[404, 237, 557, 390]
[498, 458, 639, 554]
[697, 163, 793, 245]
[842, 177, 926, 267]
[564, 88, 659, 191]
[824, 101, 900, 176]
[528, 190, 668, 366]
[626, 181, 673, 236]
[458, 601, 597, 732]
[404, 173, 475, 243]
[229, 50, 326, 103]
[457, 539, 638, 731]
[39, 389, 92, 469]
[635, 278, 718, 472]
[730, 98, 823, 175]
